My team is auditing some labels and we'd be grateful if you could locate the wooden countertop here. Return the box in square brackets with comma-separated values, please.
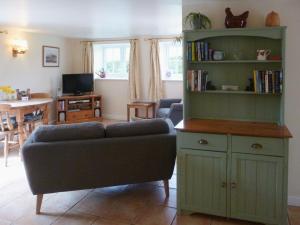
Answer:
[175, 119, 292, 138]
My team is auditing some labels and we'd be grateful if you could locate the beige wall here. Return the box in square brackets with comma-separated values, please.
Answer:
[71, 37, 183, 120]
[183, 0, 300, 205]
[0, 29, 73, 122]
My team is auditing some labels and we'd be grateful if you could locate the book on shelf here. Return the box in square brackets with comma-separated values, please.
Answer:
[253, 70, 283, 94]
[187, 41, 213, 62]
[187, 70, 208, 92]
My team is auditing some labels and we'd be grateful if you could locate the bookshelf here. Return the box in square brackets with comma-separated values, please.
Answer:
[184, 27, 286, 124]
[176, 27, 292, 225]
[56, 94, 102, 124]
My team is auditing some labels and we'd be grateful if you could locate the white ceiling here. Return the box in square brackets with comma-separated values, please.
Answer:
[0, 0, 182, 38]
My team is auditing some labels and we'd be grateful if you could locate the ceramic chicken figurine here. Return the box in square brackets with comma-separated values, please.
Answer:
[225, 8, 249, 28]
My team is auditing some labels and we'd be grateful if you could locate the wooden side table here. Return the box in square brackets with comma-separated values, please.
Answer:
[127, 101, 156, 121]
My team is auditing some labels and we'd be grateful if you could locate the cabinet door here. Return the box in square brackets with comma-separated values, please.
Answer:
[178, 149, 227, 216]
[231, 153, 283, 224]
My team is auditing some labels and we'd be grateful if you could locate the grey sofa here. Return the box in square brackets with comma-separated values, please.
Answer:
[156, 98, 183, 126]
[22, 119, 176, 214]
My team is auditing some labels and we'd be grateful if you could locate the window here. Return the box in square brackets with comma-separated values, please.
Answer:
[159, 41, 183, 81]
[93, 43, 130, 80]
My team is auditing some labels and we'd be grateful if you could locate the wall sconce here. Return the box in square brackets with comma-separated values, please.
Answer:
[12, 39, 28, 57]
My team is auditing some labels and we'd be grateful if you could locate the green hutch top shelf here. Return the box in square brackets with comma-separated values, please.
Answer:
[183, 27, 287, 125]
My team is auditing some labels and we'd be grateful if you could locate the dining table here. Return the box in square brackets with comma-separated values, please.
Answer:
[0, 98, 53, 147]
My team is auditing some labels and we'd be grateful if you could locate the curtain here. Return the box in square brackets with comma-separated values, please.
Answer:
[149, 39, 163, 102]
[82, 42, 93, 73]
[128, 39, 141, 101]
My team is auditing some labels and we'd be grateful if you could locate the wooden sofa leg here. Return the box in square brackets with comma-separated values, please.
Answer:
[36, 194, 43, 214]
[163, 180, 169, 198]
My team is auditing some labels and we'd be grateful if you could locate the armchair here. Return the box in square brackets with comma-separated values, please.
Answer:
[156, 98, 183, 125]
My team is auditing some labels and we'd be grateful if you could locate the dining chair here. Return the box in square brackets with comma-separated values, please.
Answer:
[0, 104, 19, 167]
[26, 93, 51, 132]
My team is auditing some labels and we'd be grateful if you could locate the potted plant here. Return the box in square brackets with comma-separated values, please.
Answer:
[184, 12, 212, 30]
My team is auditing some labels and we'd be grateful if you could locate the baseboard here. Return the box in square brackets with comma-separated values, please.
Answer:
[103, 113, 127, 121]
[288, 195, 300, 206]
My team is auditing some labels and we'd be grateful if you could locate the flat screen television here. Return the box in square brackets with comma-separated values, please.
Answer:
[62, 73, 94, 95]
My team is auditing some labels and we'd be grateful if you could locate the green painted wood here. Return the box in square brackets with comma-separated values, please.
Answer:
[179, 27, 289, 224]
[231, 153, 283, 224]
[184, 27, 286, 40]
[189, 60, 282, 64]
[178, 149, 227, 217]
[232, 136, 284, 157]
[179, 132, 227, 152]
[183, 27, 286, 125]
[188, 93, 281, 123]
[190, 90, 281, 95]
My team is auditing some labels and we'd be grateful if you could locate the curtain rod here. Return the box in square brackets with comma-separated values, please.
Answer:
[144, 36, 182, 41]
[80, 38, 138, 43]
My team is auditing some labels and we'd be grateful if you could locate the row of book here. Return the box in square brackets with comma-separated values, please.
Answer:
[187, 41, 213, 61]
[187, 70, 208, 92]
[253, 70, 283, 94]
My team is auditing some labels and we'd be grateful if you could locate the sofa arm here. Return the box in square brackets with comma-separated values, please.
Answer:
[168, 103, 183, 126]
[158, 98, 182, 109]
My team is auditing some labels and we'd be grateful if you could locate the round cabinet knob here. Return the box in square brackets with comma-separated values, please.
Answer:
[231, 182, 237, 189]
[221, 182, 227, 188]
[251, 143, 263, 150]
[198, 139, 208, 145]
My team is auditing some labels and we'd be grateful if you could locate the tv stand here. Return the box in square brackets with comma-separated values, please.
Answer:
[56, 94, 102, 124]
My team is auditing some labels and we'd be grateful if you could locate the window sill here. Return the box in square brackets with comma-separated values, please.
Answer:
[94, 78, 128, 81]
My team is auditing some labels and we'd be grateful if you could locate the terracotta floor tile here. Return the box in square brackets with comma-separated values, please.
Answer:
[172, 213, 211, 225]
[134, 205, 176, 225]
[73, 191, 115, 218]
[146, 187, 176, 208]
[0, 180, 30, 208]
[211, 217, 260, 225]
[52, 209, 98, 225]
[44, 189, 91, 210]
[0, 192, 36, 222]
[92, 217, 130, 225]
[94, 185, 128, 196]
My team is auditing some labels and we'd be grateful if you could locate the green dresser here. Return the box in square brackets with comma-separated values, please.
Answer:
[176, 120, 292, 225]
[178, 27, 292, 225]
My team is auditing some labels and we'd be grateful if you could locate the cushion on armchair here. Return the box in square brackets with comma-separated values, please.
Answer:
[106, 118, 169, 138]
[33, 122, 105, 142]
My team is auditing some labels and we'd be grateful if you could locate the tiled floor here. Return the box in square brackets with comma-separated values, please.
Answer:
[0, 120, 299, 225]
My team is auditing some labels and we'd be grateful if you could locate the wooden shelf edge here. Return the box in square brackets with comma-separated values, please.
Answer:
[188, 60, 282, 64]
[175, 119, 292, 139]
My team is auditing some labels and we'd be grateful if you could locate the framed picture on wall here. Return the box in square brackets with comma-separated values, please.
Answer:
[43, 46, 60, 67]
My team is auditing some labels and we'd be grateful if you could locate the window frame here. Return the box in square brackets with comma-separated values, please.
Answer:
[93, 42, 130, 81]
[159, 40, 183, 81]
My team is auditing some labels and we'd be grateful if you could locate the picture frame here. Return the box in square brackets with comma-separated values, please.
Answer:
[42, 46, 60, 67]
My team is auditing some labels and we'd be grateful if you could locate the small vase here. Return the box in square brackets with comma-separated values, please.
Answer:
[266, 11, 280, 27]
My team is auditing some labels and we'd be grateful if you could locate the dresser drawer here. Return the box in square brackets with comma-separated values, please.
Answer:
[232, 136, 284, 156]
[67, 110, 93, 120]
[179, 132, 227, 152]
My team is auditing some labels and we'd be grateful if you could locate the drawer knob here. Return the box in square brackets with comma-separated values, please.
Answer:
[221, 182, 227, 188]
[251, 143, 263, 150]
[198, 139, 208, 145]
[231, 182, 237, 189]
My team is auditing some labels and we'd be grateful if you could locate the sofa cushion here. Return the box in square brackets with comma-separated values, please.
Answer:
[106, 118, 169, 138]
[33, 122, 105, 142]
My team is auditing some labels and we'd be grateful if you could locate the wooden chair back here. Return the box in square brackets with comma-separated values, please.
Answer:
[31, 93, 50, 98]
[0, 104, 14, 132]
